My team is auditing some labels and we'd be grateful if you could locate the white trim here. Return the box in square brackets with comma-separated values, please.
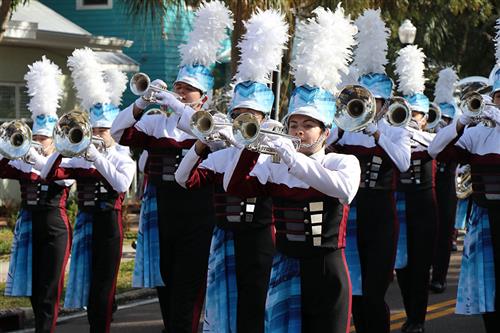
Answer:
[76, 0, 113, 10]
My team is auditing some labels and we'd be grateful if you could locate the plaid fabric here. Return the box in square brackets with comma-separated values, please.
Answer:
[394, 192, 408, 269]
[264, 253, 301, 333]
[64, 211, 93, 309]
[4, 209, 32, 297]
[133, 184, 164, 288]
[456, 202, 495, 315]
[203, 227, 237, 333]
[455, 198, 468, 230]
[345, 199, 362, 295]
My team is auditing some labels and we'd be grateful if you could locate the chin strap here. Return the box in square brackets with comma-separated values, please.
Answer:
[299, 132, 327, 151]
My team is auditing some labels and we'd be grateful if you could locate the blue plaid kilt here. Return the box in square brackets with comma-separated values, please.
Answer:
[456, 202, 495, 315]
[4, 209, 32, 297]
[264, 253, 301, 333]
[455, 198, 468, 230]
[345, 199, 362, 295]
[132, 184, 164, 288]
[203, 227, 237, 333]
[394, 191, 408, 269]
[64, 211, 93, 309]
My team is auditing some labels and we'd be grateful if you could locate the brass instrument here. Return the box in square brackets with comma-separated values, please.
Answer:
[459, 92, 498, 127]
[334, 85, 376, 132]
[190, 110, 232, 144]
[232, 113, 301, 162]
[384, 97, 412, 127]
[456, 164, 473, 199]
[130, 72, 182, 103]
[0, 120, 33, 160]
[425, 102, 442, 131]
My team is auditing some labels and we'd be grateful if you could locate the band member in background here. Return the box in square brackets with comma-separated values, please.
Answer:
[41, 48, 135, 333]
[430, 68, 460, 294]
[1, 57, 72, 333]
[393, 45, 438, 333]
[110, 2, 233, 332]
[327, 9, 412, 333]
[225, 7, 359, 332]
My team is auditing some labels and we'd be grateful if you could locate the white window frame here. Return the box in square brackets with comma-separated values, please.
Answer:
[76, 0, 113, 10]
[0, 83, 31, 122]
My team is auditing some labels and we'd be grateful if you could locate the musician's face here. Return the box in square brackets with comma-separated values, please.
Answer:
[92, 127, 114, 147]
[493, 91, 500, 105]
[288, 114, 329, 155]
[32, 135, 53, 156]
[231, 108, 265, 123]
[174, 82, 204, 110]
[412, 111, 427, 130]
[376, 98, 384, 114]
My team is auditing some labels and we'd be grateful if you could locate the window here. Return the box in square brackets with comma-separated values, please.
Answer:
[76, 0, 113, 10]
[0, 84, 31, 122]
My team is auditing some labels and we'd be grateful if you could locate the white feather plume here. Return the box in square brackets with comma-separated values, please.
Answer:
[337, 65, 359, 90]
[291, 5, 358, 94]
[24, 56, 63, 119]
[67, 47, 110, 110]
[179, 1, 233, 67]
[495, 18, 500, 66]
[395, 45, 426, 95]
[434, 67, 458, 104]
[103, 68, 128, 106]
[353, 8, 389, 75]
[234, 9, 289, 84]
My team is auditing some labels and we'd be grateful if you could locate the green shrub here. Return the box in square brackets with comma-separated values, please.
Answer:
[0, 228, 13, 255]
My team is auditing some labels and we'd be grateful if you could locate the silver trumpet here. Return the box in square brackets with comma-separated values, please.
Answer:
[456, 164, 472, 199]
[383, 97, 412, 127]
[0, 120, 33, 160]
[130, 72, 182, 103]
[53, 111, 106, 158]
[425, 102, 442, 132]
[232, 113, 301, 163]
[190, 110, 232, 144]
[460, 92, 498, 127]
[334, 85, 376, 132]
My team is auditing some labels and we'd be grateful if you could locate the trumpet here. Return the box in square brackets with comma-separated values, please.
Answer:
[334, 85, 376, 132]
[190, 110, 232, 144]
[383, 97, 412, 127]
[232, 113, 301, 163]
[425, 102, 442, 131]
[130, 72, 182, 103]
[0, 120, 33, 160]
[456, 164, 473, 199]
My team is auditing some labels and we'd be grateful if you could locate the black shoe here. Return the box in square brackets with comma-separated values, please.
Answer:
[405, 323, 425, 333]
[429, 281, 447, 293]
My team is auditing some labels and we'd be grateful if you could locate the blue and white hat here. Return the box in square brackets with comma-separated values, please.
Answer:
[395, 45, 428, 113]
[358, 73, 393, 100]
[405, 93, 430, 114]
[230, 81, 274, 115]
[89, 103, 121, 128]
[285, 85, 335, 128]
[24, 56, 63, 137]
[176, 1, 233, 95]
[434, 67, 459, 119]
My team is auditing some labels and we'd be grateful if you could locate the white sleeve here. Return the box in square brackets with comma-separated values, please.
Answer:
[110, 104, 137, 142]
[32, 154, 48, 172]
[55, 179, 75, 187]
[40, 152, 62, 179]
[377, 129, 411, 172]
[176, 106, 196, 136]
[288, 153, 361, 204]
[428, 121, 459, 159]
[174, 146, 201, 188]
[93, 152, 136, 193]
[326, 127, 340, 146]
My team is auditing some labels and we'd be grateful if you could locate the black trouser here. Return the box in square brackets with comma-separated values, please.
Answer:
[352, 189, 398, 333]
[396, 188, 438, 325]
[432, 174, 457, 284]
[482, 203, 500, 333]
[87, 209, 123, 333]
[300, 249, 351, 333]
[156, 187, 214, 333]
[30, 207, 71, 333]
[156, 287, 168, 329]
[233, 224, 275, 333]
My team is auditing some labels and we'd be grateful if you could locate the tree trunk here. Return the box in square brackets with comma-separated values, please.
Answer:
[0, 0, 13, 43]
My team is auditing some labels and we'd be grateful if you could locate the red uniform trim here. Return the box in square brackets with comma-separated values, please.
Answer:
[341, 249, 352, 333]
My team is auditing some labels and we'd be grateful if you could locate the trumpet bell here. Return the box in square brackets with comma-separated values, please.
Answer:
[233, 113, 260, 145]
[460, 92, 484, 117]
[130, 72, 151, 96]
[190, 110, 231, 142]
[426, 102, 442, 130]
[386, 97, 412, 127]
[456, 165, 473, 199]
[53, 111, 93, 157]
[0, 120, 33, 159]
[334, 85, 376, 132]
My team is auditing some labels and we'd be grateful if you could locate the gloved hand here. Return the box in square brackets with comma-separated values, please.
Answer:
[261, 119, 284, 131]
[458, 112, 473, 126]
[23, 146, 43, 166]
[482, 105, 500, 127]
[408, 118, 421, 130]
[84, 144, 101, 162]
[263, 135, 298, 167]
[363, 122, 378, 136]
[134, 79, 167, 110]
[154, 91, 186, 115]
[218, 125, 243, 149]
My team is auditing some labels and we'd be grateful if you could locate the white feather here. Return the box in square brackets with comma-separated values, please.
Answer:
[103, 68, 128, 106]
[24, 56, 63, 119]
[495, 18, 500, 66]
[67, 47, 110, 110]
[235, 9, 289, 84]
[179, 1, 233, 67]
[353, 8, 389, 75]
[291, 5, 357, 94]
[434, 67, 458, 104]
[337, 65, 359, 90]
[395, 45, 426, 95]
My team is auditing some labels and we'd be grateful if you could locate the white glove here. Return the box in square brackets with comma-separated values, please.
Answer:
[134, 79, 167, 110]
[363, 122, 378, 136]
[458, 113, 473, 126]
[154, 91, 186, 115]
[218, 125, 243, 149]
[408, 118, 420, 130]
[263, 135, 298, 167]
[24, 146, 44, 168]
[84, 144, 101, 162]
[482, 105, 500, 127]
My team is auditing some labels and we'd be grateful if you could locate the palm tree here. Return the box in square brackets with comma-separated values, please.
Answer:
[0, 0, 29, 42]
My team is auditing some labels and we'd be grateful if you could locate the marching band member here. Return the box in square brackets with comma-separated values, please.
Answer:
[428, 21, 500, 332]
[394, 45, 437, 333]
[41, 48, 135, 333]
[1, 57, 72, 333]
[174, 9, 287, 333]
[430, 68, 460, 294]
[224, 6, 359, 332]
[110, 2, 233, 332]
[328, 9, 411, 333]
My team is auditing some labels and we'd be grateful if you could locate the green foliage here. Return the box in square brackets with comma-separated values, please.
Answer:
[66, 195, 79, 230]
[0, 228, 13, 255]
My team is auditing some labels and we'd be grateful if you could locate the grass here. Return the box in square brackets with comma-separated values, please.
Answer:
[0, 229, 13, 255]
